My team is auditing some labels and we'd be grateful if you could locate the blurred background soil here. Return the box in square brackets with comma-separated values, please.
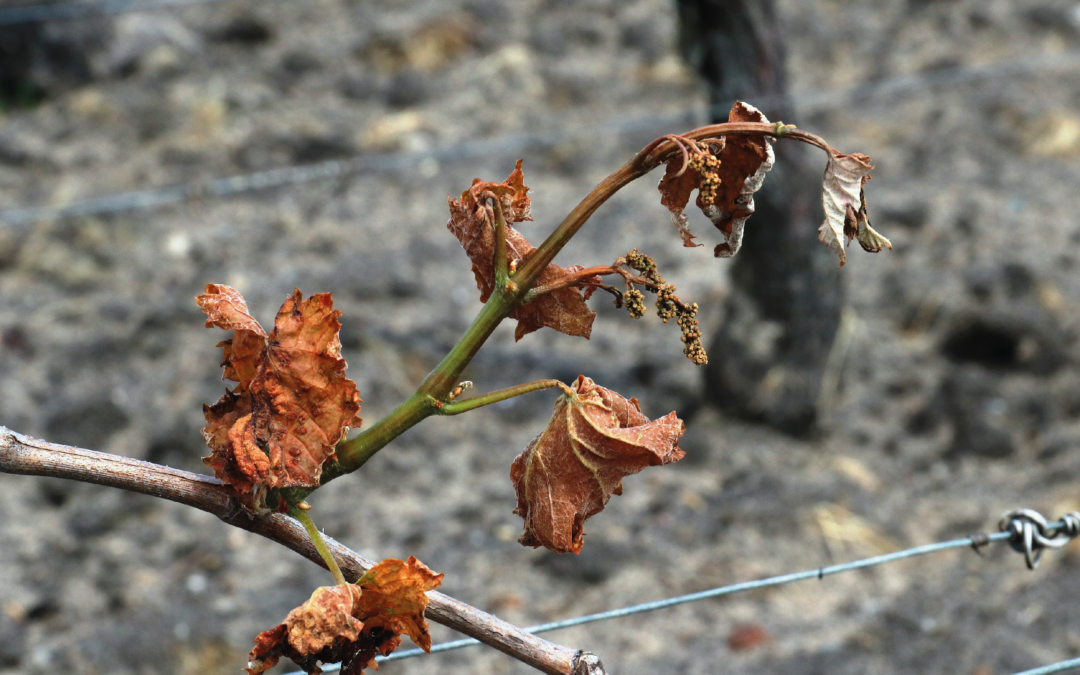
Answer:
[1, 0, 1080, 673]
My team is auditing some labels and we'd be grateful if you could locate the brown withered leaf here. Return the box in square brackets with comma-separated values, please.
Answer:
[246, 585, 395, 675]
[353, 556, 444, 652]
[510, 261, 598, 341]
[246, 557, 443, 675]
[202, 392, 263, 502]
[197, 283, 267, 387]
[656, 102, 774, 257]
[818, 151, 891, 267]
[707, 101, 775, 258]
[447, 160, 596, 341]
[198, 285, 362, 509]
[511, 375, 685, 554]
[657, 143, 711, 248]
[249, 290, 363, 488]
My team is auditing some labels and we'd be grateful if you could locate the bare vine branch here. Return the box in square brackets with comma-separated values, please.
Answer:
[0, 426, 605, 675]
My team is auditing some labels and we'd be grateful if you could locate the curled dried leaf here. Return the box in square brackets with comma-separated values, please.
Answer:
[511, 375, 685, 554]
[353, 556, 444, 652]
[197, 283, 267, 387]
[250, 290, 362, 488]
[247, 585, 372, 675]
[202, 392, 265, 510]
[247, 557, 443, 675]
[512, 261, 597, 341]
[197, 283, 266, 336]
[657, 144, 710, 248]
[707, 101, 775, 258]
[198, 285, 362, 511]
[656, 102, 774, 258]
[447, 160, 596, 340]
[818, 151, 892, 267]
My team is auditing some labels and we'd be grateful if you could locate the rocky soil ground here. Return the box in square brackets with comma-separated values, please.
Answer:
[2, 0, 1080, 674]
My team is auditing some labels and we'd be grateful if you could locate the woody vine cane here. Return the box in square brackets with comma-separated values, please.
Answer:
[0, 101, 892, 675]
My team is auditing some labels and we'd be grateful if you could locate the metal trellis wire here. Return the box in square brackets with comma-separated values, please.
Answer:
[0, 0, 231, 26]
[1014, 659, 1080, 675]
[4, 48, 1080, 229]
[277, 510, 1079, 675]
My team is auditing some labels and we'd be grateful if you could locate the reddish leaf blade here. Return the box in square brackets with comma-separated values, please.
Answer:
[354, 556, 444, 653]
[657, 157, 705, 248]
[198, 286, 362, 509]
[252, 290, 363, 488]
[511, 376, 685, 554]
[202, 391, 266, 506]
[196, 283, 267, 336]
[654, 102, 775, 256]
[197, 283, 267, 387]
[446, 161, 596, 340]
[708, 101, 774, 258]
[247, 557, 443, 675]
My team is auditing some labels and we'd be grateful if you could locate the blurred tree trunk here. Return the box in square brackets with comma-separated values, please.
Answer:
[676, 0, 842, 436]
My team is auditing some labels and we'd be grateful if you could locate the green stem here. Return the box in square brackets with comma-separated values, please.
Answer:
[514, 160, 646, 290]
[439, 380, 565, 416]
[492, 197, 510, 288]
[291, 506, 347, 586]
[330, 286, 519, 475]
